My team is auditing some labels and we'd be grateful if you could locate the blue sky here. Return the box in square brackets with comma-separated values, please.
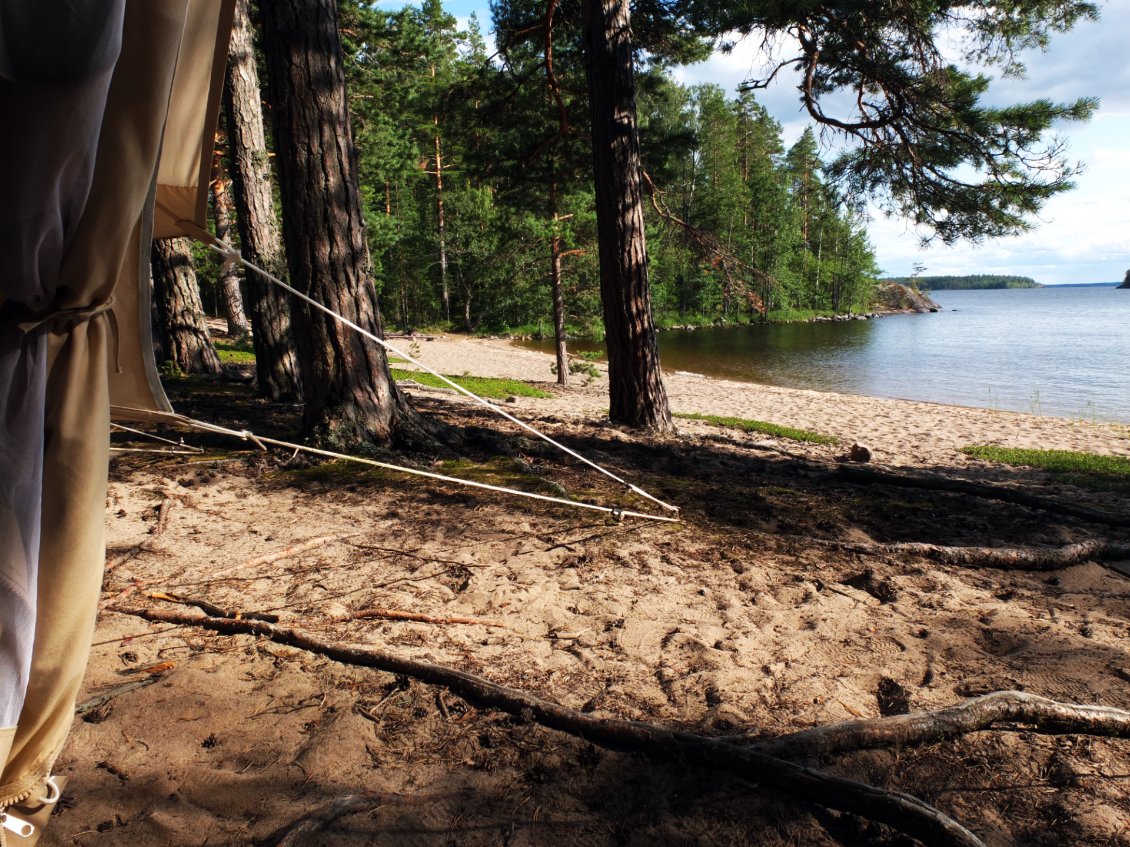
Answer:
[378, 0, 1130, 285]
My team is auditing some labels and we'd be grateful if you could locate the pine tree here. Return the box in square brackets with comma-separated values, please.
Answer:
[258, 0, 425, 449]
[223, 0, 303, 402]
[151, 238, 223, 375]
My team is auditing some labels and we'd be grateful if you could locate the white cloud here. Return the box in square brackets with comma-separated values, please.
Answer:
[672, 7, 1130, 285]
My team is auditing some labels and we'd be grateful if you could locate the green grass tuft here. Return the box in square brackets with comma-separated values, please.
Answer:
[214, 339, 257, 364]
[215, 346, 256, 365]
[675, 412, 839, 445]
[390, 368, 552, 399]
[962, 445, 1130, 491]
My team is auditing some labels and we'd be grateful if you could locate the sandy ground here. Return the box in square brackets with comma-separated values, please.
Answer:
[46, 335, 1130, 846]
[395, 334, 1130, 466]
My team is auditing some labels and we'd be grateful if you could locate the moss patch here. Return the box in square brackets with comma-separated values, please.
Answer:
[215, 340, 257, 365]
[438, 456, 569, 498]
[962, 445, 1130, 491]
[390, 368, 553, 400]
[676, 412, 839, 445]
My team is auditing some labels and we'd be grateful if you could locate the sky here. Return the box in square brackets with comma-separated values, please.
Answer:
[380, 0, 1130, 285]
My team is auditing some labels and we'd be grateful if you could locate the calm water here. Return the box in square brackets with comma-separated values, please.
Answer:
[521, 286, 1130, 423]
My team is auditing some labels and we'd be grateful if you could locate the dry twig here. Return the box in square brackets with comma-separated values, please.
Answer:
[214, 532, 364, 577]
[331, 607, 506, 628]
[75, 675, 165, 717]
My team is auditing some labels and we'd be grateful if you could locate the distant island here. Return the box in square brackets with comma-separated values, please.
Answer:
[881, 274, 1042, 291]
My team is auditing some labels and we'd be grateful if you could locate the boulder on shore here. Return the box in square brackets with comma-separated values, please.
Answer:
[871, 282, 941, 314]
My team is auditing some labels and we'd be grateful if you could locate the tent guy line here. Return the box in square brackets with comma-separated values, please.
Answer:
[173, 221, 680, 518]
[110, 422, 204, 454]
[107, 408, 681, 524]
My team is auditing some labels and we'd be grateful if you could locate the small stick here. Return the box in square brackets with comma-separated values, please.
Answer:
[214, 532, 363, 577]
[332, 608, 506, 628]
[149, 592, 279, 623]
[152, 497, 175, 535]
[75, 675, 164, 716]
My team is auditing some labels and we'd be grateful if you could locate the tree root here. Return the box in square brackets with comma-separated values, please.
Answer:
[834, 464, 1130, 528]
[731, 690, 1130, 758]
[148, 591, 280, 622]
[263, 790, 456, 847]
[102, 607, 1130, 847]
[814, 537, 1130, 570]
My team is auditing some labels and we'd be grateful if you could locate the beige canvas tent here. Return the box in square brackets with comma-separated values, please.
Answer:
[110, 0, 236, 423]
[0, 0, 234, 824]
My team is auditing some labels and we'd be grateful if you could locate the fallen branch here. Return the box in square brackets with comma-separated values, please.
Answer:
[109, 606, 990, 847]
[817, 538, 1130, 571]
[332, 607, 506, 628]
[730, 691, 1130, 758]
[835, 465, 1130, 528]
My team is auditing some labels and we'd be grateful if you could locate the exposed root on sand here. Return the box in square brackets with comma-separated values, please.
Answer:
[111, 606, 1130, 847]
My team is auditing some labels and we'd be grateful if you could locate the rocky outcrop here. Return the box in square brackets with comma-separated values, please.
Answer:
[871, 282, 940, 314]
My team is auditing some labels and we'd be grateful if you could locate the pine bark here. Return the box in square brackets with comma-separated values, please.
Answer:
[210, 141, 251, 338]
[550, 235, 568, 386]
[223, 0, 303, 402]
[258, 0, 421, 449]
[433, 105, 451, 324]
[549, 173, 569, 385]
[581, 0, 672, 431]
[151, 237, 223, 375]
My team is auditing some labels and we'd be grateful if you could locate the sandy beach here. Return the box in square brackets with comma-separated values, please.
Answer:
[47, 333, 1130, 846]
[397, 334, 1130, 466]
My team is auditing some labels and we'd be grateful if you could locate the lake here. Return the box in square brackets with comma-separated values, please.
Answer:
[519, 285, 1130, 424]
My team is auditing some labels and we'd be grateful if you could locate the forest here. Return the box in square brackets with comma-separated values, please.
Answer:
[189, 0, 881, 342]
[883, 275, 1042, 291]
[345, 1, 881, 333]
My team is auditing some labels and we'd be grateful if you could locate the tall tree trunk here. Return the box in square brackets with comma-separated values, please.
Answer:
[258, 0, 423, 449]
[151, 237, 223, 375]
[549, 174, 568, 386]
[582, 0, 672, 431]
[210, 139, 251, 338]
[223, 0, 303, 402]
[550, 235, 568, 386]
[433, 101, 451, 324]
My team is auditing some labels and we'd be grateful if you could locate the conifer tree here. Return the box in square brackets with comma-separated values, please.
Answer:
[258, 0, 425, 449]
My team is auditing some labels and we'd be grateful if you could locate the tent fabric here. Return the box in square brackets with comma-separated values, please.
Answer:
[1, 0, 233, 801]
[111, 0, 236, 421]
[0, 0, 127, 762]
